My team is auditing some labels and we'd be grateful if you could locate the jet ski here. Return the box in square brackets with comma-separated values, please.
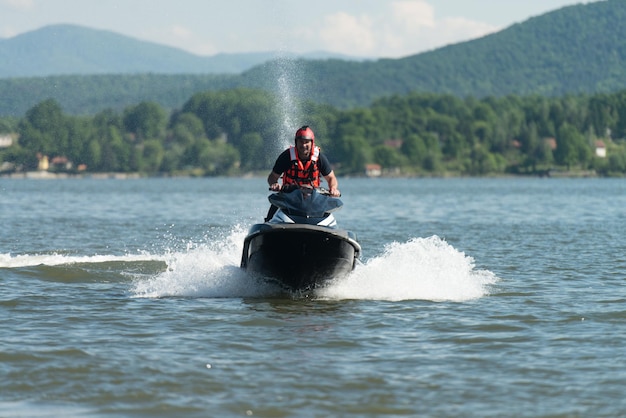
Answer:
[241, 185, 361, 291]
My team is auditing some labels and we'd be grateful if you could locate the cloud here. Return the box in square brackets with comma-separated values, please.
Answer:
[317, 12, 376, 56]
[0, 0, 34, 11]
[163, 25, 217, 56]
[437, 16, 499, 46]
[170, 24, 192, 40]
[392, 0, 436, 29]
[187, 42, 218, 56]
[1, 26, 18, 38]
[313, 0, 499, 58]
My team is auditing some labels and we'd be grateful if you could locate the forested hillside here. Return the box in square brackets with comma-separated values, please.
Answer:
[244, 0, 626, 107]
[0, 74, 238, 117]
[2, 88, 626, 178]
[1, 1, 625, 116]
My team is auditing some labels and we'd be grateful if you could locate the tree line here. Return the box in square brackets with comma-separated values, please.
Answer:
[2, 88, 626, 177]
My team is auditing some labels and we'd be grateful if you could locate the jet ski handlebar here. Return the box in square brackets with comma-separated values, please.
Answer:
[269, 184, 337, 196]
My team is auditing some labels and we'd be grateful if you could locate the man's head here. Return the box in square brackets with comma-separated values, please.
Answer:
[294, 126, 315, 160]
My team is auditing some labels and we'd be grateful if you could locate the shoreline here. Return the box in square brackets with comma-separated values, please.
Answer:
[0, 171, 144, 179]
[0, 169, 610, 180]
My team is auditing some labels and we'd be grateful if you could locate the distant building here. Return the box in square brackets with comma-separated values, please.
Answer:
[35, 154, 74, 171]
[595, 140, 606, 158]
[50, 156, 72, 170]
[37, 154, 49, 171]
[0, 134, 13, 148]
[383, 139, 404, 149]
[365, 163, 382, 177]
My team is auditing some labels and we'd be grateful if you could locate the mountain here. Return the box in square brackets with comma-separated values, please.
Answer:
[239, 0, 626, 107]
[1, 1, 626, 116]
[0, 24, 362, 77]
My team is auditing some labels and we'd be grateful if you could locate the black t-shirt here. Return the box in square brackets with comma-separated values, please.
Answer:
[272, 148, 333, 177]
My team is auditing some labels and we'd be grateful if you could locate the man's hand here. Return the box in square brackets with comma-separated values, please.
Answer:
[269, 182, 281, 191]
[329, 187, 341, 197]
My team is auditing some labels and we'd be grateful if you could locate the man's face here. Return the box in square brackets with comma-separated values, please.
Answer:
[296, 138, 313, 159]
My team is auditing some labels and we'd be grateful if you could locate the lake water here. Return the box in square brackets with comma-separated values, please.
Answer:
[1, 176, 625, 417]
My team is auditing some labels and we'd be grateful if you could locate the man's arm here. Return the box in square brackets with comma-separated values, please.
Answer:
[324, 171, 340, 196]
[268, 150, 288, 190]
[268, 171, 281, 191]
[318, 152, 340, 196]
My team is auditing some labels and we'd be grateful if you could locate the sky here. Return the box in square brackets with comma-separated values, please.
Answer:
[0, 0, 595, 59]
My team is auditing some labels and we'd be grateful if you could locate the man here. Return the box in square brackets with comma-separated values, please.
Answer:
[265, 125, 340, 221]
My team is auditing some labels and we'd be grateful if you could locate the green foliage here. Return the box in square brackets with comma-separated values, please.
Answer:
[181, 88, 282, 170]
[554, 123, 592, 169]
[123, 102, 167, 141]
[0, 74, 237, 117]
[0, 116, 18, 132]
[6, 86, 626, 177]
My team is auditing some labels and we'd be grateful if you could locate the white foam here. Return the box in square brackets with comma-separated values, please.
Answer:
[0, 252, 161, 268]
[317, 236, 498, 302]
[2, 229, 498, 302]
[132, 233, 497, 301]
[130, 226, 279, 298]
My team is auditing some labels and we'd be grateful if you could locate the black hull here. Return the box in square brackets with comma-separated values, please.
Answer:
[241, 224, 361, 291]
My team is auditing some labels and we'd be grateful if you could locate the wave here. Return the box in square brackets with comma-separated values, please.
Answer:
[317, 236, 498, 302]
[1, 228, 498, 301]
[0, 252, 164, 269]
[131, 232, 498, 302]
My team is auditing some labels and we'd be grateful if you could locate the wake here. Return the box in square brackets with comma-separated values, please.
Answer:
[130, 232, 498, 302]
[1, 229, 498, 302]
[317, 236, 498, 302]
[0, 252, 162, 269]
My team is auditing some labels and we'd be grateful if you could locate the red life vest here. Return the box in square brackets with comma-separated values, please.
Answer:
[282, 145, 321, 188]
